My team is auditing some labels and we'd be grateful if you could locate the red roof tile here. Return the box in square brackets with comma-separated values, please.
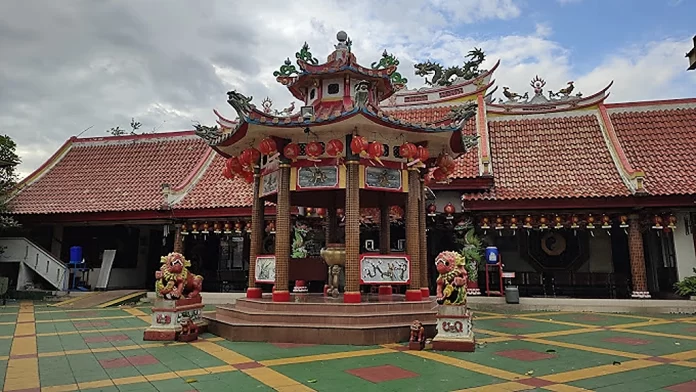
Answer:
[174, 155, 254, 209]
[386, 106, 455, 124]
[610, 107, 696, 196]
[9, 132, 209, 214]
[466, 114, 630, 200]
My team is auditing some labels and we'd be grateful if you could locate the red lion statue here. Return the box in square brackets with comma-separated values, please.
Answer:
[155, 252, 203, 300]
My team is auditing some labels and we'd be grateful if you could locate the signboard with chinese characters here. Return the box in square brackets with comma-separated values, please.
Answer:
[359, 254, 410, 284]
[254, 255, 276, 283]
[261, 170, 278, 197]
[296, 166, 339, 189]
[364, 166, 402, 191]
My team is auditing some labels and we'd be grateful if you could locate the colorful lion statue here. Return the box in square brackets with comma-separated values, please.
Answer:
[155, 252, 203, 300]
[435, 251, 468, 305]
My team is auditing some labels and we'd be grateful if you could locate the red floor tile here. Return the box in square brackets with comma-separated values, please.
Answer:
[346, 365, 419, 383]
[602, 337, 652, 346]
[574, 314, 604, 322]
[99, 357, 131, 369]
[127, 355, 159, 366]
[518, 378, 556, 387]
[234, 361, 264, 370]
[73, 321, 111, 328]
[68, 311, 99, 318]
[646, 356, 677, 363]
[84, 334, 130, 343]
[495, 349, 556, 361]
[666, 380, 696, 392]
[497, 321, 528, 329]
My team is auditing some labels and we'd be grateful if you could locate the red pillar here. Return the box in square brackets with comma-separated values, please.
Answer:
[628, 214, 650, 298]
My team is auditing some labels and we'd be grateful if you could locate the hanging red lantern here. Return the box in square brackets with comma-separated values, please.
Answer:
[305, 207, 313, 216]
[239, 148, 261, 168]
[242, 171, 254, 184]
[326, 139, 344, 157]
[555, 215, 564, 228]
[259, 137, 277, 156]
[350, 135, 368, 156]
[306, 141, 324, 159]
[245, 222, 252, 232]
[316, 208, 326, 218]
[437, 153, 455, 173]
[417, 145, 430, 163]
[601, 214, 612, 228]
[234, 222, 242, 233]
[571, 215, 580, 228]
[510, 216, 519, 229]
[226, 156, 243, 174]
[202, 222, 210, 233]
[524, 215, 533, 228]
[367, 142, 384, 165]
[427, 203, 437, 215]
[213, 222, 221, 233]
[587, 215, 596, 229]
[223, 222, 232, 233]
[444, 202, 456, 216]
[668, 214, 678, 229]
[399, 142, 418, 160]
[619, 215, 629, 228]
[222, 165, 234, 179]
[266, 221, 276, 233]
[336, 208, 345, 217]
[539, 215, 548, 228]
[283, 142, 300, 161]
[481, 217, 491, 228]
[432, 167, 447, 182]
[180, 223, 188, 233]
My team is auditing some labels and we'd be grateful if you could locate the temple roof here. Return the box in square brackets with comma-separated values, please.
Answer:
[8, 97, 696, 217]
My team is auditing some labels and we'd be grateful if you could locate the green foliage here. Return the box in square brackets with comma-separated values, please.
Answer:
[0, 134, 21, 231]
[674, 268, 696, 296]
[458, 229, 483, 281]
[107, 118, 142, 136]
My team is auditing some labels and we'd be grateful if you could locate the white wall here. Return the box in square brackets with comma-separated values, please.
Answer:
[85, 227, 151, 289]
[673, 212, 696, 280]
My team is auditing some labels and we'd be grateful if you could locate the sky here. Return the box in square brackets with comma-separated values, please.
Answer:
[1, 0, 695, 180]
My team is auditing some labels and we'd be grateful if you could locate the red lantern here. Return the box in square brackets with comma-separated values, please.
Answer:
[240, 148, 261, 168]
[245, 222, 252, 232]
[510, 216, 519, 229]
[444, 202, 456, 216]
[234, 222, 242, 233]
[432, 168, 447, 182]
[259, 137, 277, 156]
[266, 221, 276, 233]
[243, 171, 254, 183]
[316, 208, 326, 218]
[417, 145, 430, 163]
[223, 222, 232, 232]
[222, 165, 234, 179]
[226, 156, 243, 174]
[427, 203, 437, 215]
[437, 153, 455, 173]
[306, 141, 324, 159]
[367, 142, 384, 164]
[399, 142, 418, 160]
[336, 208, 345, 217]
[181, 223, 188, 233]
[213, 222, 221, 232]
[326, 139, 344, 157]
[283, 142, 300, 161]
[305, 207, 313, 216]
[350, 135, 368, 155]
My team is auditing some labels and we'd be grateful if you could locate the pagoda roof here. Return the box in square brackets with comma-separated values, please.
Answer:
[9, 98, 696, 220]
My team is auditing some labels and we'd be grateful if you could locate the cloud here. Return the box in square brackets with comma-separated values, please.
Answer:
[0, 0, 694, 180]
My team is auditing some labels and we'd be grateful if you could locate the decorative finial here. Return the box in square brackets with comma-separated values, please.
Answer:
[335, 30, 351, 50]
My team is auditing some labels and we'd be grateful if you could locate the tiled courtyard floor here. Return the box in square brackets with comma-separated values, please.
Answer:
[1, 301, 695, 391]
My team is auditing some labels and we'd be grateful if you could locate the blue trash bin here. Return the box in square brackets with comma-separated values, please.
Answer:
[485, 246, 499, 264]
[70, 246, 83, 263]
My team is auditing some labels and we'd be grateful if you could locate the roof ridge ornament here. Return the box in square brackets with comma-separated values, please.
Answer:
[371, 50, 409, 87]
[296, 42, 319, 67]
[414, 48, 487, 86]
[499, 76, 583, 105]
[227, 90, 254, 118]
[273, 58, 299, 77]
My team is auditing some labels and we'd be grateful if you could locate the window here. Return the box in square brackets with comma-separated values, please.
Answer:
[309, 88, 316, 100]
[327, 83, 339, 95]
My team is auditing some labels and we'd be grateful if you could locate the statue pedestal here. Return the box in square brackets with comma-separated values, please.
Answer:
[431, 305, 475, 352]
[408, 340, 425, 350]
[143, 296, 208, 341]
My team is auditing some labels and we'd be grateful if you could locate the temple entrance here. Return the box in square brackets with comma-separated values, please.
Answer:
[644, 232, 679, 298]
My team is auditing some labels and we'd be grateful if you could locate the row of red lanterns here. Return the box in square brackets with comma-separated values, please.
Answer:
[474, 214, 678, 230]
[180, 221, 281, 235]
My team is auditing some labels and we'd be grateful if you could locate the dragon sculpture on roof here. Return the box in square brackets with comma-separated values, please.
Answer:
[415, 48, 487, 86]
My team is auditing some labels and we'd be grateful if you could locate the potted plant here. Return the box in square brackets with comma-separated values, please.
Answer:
[674, 268, 696, 300]
[459, 229, 483, 295]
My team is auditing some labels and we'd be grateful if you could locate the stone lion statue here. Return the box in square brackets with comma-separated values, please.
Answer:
[435, 251, 468, 305]
[155, 252, 203, 300]
[409, 320, 425, 343]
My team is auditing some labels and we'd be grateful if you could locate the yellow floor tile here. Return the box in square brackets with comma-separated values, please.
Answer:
[260, 348, 392, 367]
[407, 350, 523, 381]
[454, 381, 535, 391]
[243, 367, 316, 391]
[524, 337, 649, 359]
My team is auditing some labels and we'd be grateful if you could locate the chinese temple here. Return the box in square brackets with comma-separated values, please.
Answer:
[5, 31, 696, 307]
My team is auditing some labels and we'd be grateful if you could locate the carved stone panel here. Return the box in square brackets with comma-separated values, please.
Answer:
[255, 255, 276, 283]
[360, 255, 410, 284]
[364, 167, 402, 190]
[297, 166, 339, 189]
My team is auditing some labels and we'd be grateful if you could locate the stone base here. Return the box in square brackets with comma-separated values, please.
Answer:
[408, 340, 425, 350]
[431, 305, 475, 352]
[143, 296, 208, 342]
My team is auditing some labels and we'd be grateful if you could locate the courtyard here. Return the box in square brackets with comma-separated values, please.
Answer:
[0, 301, 694, 391]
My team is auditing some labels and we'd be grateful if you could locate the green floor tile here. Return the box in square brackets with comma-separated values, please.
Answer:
[37, 335, 66, 353]
[39, 356, 76, 387]
[82, 386, 120, 392]
[524, 312, 653, 327]
[570, 364, 696, 391]
[545, 330, 696, 356]
[117, 382, 159, 391]
[0, 323, 16, 336]
[474, 316, 574, 335]
[271, 351, 503, 392]
[217, 340, 382, 361]
[442, 339, 633, 377]
[0, 360, 6, 392]
[0, 313, 18, 322]
[67, 353, 111, 383]
[624, 320, 696, 336]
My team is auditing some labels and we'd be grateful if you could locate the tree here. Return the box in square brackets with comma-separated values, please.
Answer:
[0, 134, 21, 231]
[107, 117, 143, 136]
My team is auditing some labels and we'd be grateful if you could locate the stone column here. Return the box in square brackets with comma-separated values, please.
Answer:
[272, 164, 291, 302]
[419, 175, 429, 298]
[628, 214, 651, 298]
[378, 193, 392, 295]
[247, 167, 264, 298]
[405, 168, 422, 301]
[344, 158, 362, 303]
[173, 224, 185, 254]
